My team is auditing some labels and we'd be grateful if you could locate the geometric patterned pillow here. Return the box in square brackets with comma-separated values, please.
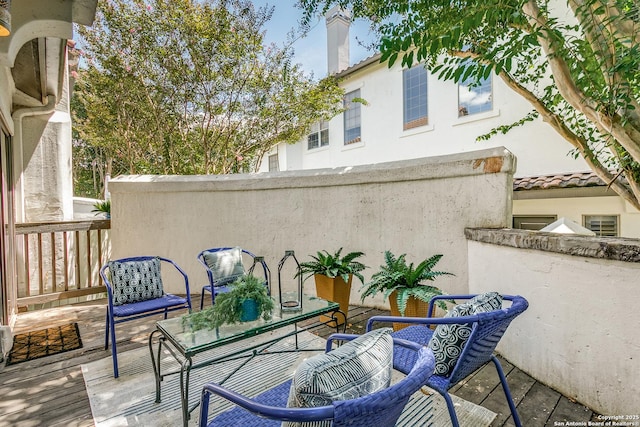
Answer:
[202, 248, 245, 286]
[284, 327, 394, 427]
[428, 292, 503, 377]
[108, 257, 164, 306]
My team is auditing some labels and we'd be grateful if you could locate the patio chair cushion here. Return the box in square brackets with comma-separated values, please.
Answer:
[108, 257, 164, 306]
[202, 247, 245, 285]
[284, 328, 393, 427]
[428, 292, 503, 376]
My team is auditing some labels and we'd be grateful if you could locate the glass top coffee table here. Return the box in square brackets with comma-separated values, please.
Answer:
[148, 294, 343, 426]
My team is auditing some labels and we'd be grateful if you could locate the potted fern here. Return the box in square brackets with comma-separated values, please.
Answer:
[361, 251, 453, 330]
[298, 248, 366, 326]
[184, 275, 274, 330]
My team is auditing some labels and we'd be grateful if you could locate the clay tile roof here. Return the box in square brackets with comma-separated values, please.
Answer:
[513, 171, 613, 191]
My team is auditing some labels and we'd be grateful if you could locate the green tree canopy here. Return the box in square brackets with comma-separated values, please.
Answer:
[73, 0, 344, 197]
[300, 0, 640, 208]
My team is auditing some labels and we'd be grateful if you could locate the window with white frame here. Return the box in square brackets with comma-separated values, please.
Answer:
[513, 215, 557, 231]
[458, 63, 493, 117]
[403, 66, 428, 130]
[268, 153, 279, 172]
[307, 120, 329, 150]
[343, 89, 361, 145]
[583, 215, 618, 237]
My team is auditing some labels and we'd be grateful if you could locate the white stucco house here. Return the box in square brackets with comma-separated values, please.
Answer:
[259, 7, 640, 238]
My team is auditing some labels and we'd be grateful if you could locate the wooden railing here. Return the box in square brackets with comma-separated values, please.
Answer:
[15, 219, 111, 307]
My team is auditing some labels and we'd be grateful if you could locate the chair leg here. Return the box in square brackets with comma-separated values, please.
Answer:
[200, 289, 205, 311]
[436, 389, 460, 427]
[109, 317, 119, 378]
[104, 310, 110, 350]
[491, 355, 522, 427]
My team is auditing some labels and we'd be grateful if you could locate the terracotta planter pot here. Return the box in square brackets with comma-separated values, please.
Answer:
[314, 274, 351, 327]
[388, 290, 434, 331]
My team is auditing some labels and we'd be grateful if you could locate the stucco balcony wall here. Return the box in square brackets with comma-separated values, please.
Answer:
[108, 147, 514, 308]
[466, 228, 640, 415]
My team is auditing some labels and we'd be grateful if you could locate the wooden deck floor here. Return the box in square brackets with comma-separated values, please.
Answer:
[1, 296, 597, 427]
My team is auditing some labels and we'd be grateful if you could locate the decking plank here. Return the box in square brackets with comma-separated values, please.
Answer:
[547, 395, 594, 426]
[509, 381, 561, 427]
[486, 367, 536, 426]
[2, 297, 599, 427]
[449, 358, 515, 405]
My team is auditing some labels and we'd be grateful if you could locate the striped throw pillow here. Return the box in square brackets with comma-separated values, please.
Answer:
[283, 327, 394, 427]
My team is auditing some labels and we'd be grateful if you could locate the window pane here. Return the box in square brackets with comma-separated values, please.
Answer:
[583, 215, 618, 237]
[403, 66, 428, 130]
[308, 121, 329, 150]
[268, 154, 279, 172]
[320, 129, 329, 147]
[344, 90, 361, 145]
[307, 133, 319, 150]
[459, 69, 492, 116]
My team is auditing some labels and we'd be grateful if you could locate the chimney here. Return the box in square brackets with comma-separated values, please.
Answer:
[325, 6, 351, 75]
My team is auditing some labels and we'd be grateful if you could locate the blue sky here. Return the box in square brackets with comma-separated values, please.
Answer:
[251, 1, 378, 77]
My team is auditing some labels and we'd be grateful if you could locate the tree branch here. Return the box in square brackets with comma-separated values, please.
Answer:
[498, 69, 640, 209]
[522, 0, 640, 165]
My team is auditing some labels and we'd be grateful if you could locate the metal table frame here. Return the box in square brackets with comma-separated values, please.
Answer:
[148, 295, 345, 427]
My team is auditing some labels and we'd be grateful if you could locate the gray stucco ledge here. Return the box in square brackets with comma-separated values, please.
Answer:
[465, 228, 640, 263]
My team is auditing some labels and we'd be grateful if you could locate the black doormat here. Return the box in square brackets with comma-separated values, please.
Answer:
[5, 323, 83, 366]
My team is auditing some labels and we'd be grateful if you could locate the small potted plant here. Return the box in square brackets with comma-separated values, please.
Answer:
[298, 248, 366, 326]
[184, 275, 274, 330]
[361, 250, 453, 330]
[92, 199, 111, 219]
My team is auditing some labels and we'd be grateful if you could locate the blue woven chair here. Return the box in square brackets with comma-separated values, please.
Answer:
[197, 247, 270, 310]
[198, 335, 435, 427]
[367, 294, 529, 427]
[100, 256, 191, 378]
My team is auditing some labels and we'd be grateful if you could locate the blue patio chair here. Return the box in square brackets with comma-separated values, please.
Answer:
[101, 256, 191, 378]
[197, 247, 270, 310]
[367, 293, 529, 427]
[198, 334, 435, 427]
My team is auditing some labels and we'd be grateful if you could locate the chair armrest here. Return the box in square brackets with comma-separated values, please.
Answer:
[99, 264, 115, 307]
[158, 256, 191, 299]
[366, 314, 480, 332]
[427, 294, 518, 312]
[325, 333, 360, 352]
[325, 333, 425, 353]
[199, 382, 333, 425]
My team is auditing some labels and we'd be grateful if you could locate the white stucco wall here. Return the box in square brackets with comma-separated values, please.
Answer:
[467, 240, 640, 415]
[261, 59, 588, 178]
[109, 147, 514, 306]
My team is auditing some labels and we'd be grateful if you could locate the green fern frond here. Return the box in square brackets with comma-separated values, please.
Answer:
[297, 248, 367, 284]
[361, 250, 454, 309]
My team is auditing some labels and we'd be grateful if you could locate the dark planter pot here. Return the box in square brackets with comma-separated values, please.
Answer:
[240, 299, 260, 322]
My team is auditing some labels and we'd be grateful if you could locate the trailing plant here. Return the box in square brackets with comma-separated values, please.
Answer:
[183, 275, 274, 330]
[92, 199, 111, 215]
[297, 248, 367, 284]
[361, 251, 454, 315]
